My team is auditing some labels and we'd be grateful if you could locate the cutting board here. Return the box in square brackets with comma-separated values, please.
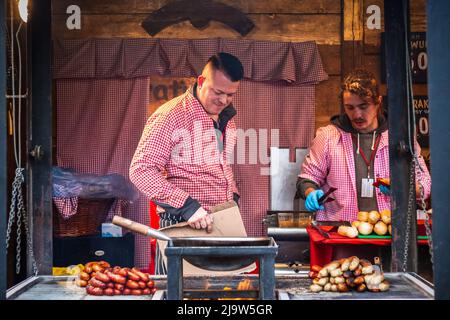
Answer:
[157, 201, 257, 275]
[358, 234, 429, 239]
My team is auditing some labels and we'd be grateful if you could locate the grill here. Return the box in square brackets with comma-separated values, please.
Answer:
[165, 237, 278, 300]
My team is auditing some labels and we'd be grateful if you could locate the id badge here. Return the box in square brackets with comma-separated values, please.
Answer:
[361, 178, 374, 198]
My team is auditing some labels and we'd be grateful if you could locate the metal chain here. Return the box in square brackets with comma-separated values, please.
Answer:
[15, 176, 23, 274]
[18, 187, 38, 276]
[6, 168, 39, 275]
[402, 157, 416, 273]
[419, 183, 434, 264]
[6, 171, 19, 248]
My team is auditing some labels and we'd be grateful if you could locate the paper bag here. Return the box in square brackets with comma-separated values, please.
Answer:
[157, 201, 256, 275]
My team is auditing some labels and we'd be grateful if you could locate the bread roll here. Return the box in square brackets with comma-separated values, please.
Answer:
[380, 209, 391, 224]
[388, 224, 392, 235]
[357, 211, 369, 222]
[351, 220, 361, 228]
[374, 221, 388, 235]
[337, 226, 358, 238]
[357, 222, 374, 235]
[368, 211, 381, 224]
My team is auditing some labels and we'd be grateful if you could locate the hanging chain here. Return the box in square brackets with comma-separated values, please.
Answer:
[419, 181, 434, 265]
[6, 168, 39, 276]
[402, 157, 416, 273]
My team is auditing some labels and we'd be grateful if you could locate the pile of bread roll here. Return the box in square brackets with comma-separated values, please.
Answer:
[337, 210, 391, 238]
[309, 256, 390, 293]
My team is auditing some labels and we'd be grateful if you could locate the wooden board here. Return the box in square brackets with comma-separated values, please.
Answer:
[52, 0, 341, 14]
[53, 13, 340, 44]
[315, 75, 341, 130]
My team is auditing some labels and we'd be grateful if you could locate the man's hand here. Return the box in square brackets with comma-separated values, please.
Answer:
[305, 189, 325, 212]
[187, 207, 213, 233]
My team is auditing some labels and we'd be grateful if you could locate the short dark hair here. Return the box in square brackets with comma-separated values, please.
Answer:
[341, 69, 380, 104]
[207, 52, 244, 82]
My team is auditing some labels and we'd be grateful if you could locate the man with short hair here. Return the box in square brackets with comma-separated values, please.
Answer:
[130, 53, 244, 273]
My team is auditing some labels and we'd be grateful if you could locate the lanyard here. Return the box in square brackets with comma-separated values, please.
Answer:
[352, 133, 381, 178]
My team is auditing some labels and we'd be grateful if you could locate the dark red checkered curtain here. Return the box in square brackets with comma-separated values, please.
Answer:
[54, 38, 328, 266]
[56, 78, 151, 268]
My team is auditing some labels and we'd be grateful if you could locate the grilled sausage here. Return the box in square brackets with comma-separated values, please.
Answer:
[131, 289, 143, 295]
[104, 288, 114, 296]
[310, 284, 323, 293]
[86, 285, 104, 296]
[126, 280, 140, 289]
[79, 272, 90, 281]
[106, 271, 126, 284]
[132, 268, 150, 282]
[95, 272, 110, 283]
[127, 270, 141, 282]
[349, 256, 360, 271]
[88, 277, 107, 289]
[311, 265, 322, 273]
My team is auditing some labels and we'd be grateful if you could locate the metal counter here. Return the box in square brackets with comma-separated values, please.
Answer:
[6, 276, 164, 300]
[7, 272, 433, 300]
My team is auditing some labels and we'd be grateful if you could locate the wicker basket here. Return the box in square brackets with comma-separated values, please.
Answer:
[53, 198, 115, 237]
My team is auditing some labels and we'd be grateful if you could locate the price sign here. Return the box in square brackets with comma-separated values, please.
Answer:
[410, 32, 427, 84]
[382, 95, 429, 148]
[380, 32, 427, 84]
[413, 95, 429, 148]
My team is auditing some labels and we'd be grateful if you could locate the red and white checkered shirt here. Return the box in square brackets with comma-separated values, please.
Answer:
[299, 125, 431, 221]
[129, 88, 238, 213]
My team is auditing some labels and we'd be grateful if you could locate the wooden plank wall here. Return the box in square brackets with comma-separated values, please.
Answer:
[51, 0, 426, 132]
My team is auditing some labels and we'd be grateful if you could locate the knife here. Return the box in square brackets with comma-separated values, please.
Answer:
[318, 187, 337, 205]
[311, 220, 330, 238]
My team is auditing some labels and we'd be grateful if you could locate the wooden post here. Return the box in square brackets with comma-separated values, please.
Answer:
[0, 0, 7, 301]
[427, 0, 450, 300]
[384, 0, 418, 273]
[342, 0, 364, 81]
[28, 0, 53, 275]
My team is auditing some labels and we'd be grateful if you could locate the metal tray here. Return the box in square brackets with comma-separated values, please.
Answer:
[277, 272, 434, 300]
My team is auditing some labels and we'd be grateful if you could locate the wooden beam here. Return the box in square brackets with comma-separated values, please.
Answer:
[384, 0, 418, 273]
[53, 14, 340, 45]
[342, 0, 364, 82]
[29, 0, 53, 275]
[427, 0, 450, 300]
[0, 0, 8, 300]
[52, 13, 341, 44]
[51, 0, 341, 15]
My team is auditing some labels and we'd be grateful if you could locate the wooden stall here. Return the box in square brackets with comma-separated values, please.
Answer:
[2, 0, 448, 301]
